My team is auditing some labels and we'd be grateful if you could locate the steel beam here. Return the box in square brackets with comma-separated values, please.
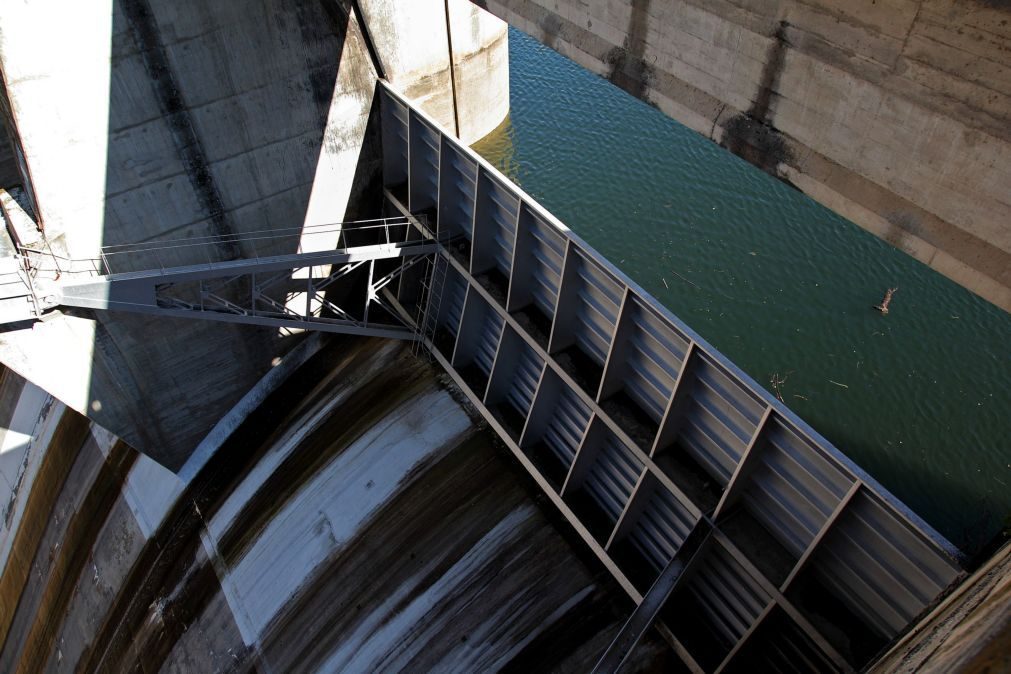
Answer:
[592, 523, 714, 674]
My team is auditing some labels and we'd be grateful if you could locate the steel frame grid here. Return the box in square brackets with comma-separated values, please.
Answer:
[378, 81, 965, 674]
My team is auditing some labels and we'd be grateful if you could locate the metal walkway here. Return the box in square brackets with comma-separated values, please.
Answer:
[3, 82, 966, 673]
[9, 216, 441, 340]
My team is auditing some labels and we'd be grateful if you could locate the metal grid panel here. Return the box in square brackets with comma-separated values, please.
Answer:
[813, 489, 962, 638]
[408, 113, 440, 212]
[438, 145, 477, 241]
[526, 212, 566, 317]
[473, 172, 519, 276]
[582, 430, 645, 524]
[687, 540, 773, 649]
[679, 354, 766, 485]
[621, 300, 691, 423]
[742, 419, 856, 558]
[504, 341, 544, 421]
[439, 264, 468, 337]
[377, 84, 964, 672]
[380, 95, 408, 188]
[628, 481, 700, 572]
[722, 606, 843, 674]
[571, 252, 624, 365]
[474, 310, 505, 378]
[542, 386, 593, 474]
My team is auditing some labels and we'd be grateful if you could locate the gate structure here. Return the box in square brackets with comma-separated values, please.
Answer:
[377, 83, 964, 673]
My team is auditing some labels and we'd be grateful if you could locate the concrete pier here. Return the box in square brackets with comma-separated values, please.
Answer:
[360, 0, 509, 145]
[0, 0, 509, 468]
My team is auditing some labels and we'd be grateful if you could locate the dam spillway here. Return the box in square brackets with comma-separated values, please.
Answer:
[1, 80, 968, 672]
[0, 0, 1005, 669]
[0, 340, 680, 671]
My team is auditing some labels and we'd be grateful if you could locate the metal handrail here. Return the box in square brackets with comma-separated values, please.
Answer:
[16, 215, 428, 277]
[98, 216, 413, 253]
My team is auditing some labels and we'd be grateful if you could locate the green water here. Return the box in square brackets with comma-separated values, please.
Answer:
[473, 29, 1011, 552]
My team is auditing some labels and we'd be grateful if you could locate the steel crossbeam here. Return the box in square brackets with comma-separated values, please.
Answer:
[49, 239, 440, 340]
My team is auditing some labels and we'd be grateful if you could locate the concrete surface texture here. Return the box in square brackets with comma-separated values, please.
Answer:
[359, 0, 510, 145]
[471, 0, 1011, 312]
[870, 539, 1011, 673]
[0, 0, 509, 469]
[0, 343, 680, 672]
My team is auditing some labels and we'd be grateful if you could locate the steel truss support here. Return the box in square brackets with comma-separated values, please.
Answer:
[52, 241, 439, 340]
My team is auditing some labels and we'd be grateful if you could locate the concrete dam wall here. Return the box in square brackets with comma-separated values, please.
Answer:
[472, 0, 1011, 313]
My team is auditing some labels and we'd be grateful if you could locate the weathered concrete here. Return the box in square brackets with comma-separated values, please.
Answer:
[471, 0, 1011, 312]
[870, 540, 1011, 673]
[0, 343, 677, 671]
[0, 0, 509, 468]
[359, 0, 510, 145]
[0, 0, 377, 468]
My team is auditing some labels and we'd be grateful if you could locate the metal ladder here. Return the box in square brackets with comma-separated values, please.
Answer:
[412, 252, 448, 358]
[0, 253, 43, 324]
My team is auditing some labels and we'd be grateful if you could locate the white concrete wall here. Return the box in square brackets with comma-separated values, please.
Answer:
[449, 0, 511, 143]
[360, 0, 509, 144]
[0, 0, 115, 257]
[0, 0, 385, 468]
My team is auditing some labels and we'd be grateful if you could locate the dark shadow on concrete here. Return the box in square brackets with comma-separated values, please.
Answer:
[0, 75, 34, 204]
[0, 117, 20, 190]
[344, 90, 385, 222]
[87, 0, 384, 469]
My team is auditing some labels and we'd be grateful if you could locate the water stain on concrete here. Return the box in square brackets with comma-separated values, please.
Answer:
[721, 21, 795, 179]
[539, 13, 564, 51]
[216, 346, 431, 566]
[607, 0, 654, 101]
[0, 409, 90, 653]
[8, 441, 136, 674]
